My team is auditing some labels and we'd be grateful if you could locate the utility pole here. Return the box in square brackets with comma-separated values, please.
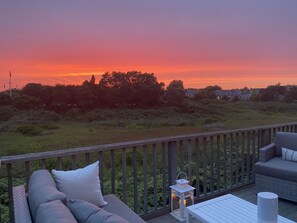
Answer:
[9, 70, 12, 99]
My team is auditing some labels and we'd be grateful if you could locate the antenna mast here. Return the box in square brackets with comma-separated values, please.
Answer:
[9, 70, 12, 99]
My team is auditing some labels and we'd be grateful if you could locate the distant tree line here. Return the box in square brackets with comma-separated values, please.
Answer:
[251, 83, 297, 102]
[0, 71, 186, 113]
[193, 83, 297, 103]
[1, 71, 297, 114]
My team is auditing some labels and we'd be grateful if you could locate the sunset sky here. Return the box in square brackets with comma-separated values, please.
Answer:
[1, 0, 297, 90]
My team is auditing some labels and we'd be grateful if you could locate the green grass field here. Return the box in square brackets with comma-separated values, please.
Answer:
[1, 101, 297, 156]
[1, 100, 297, 223]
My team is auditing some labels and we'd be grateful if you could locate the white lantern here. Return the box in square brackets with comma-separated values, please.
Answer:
[170, 172, 195, 221]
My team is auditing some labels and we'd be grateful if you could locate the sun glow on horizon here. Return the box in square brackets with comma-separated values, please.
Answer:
[1, 1, 297, 90]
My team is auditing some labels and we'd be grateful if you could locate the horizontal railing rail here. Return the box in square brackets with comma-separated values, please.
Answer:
[1, 121, 297, 223]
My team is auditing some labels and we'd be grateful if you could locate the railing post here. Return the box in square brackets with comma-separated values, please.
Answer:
[168, 141, 177, 186]
[0, 160, 2, 223]
[260, 129, 271, 147]
[7, 163, 15, 223]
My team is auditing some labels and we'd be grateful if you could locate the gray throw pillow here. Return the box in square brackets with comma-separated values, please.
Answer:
[36, 200, 78, 223]
[68, 199, 129, 223]
[28, 169, 68, 221]
[52, 161, 107, 207]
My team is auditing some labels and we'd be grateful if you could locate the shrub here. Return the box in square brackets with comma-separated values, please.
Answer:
[0, 107, 13, 122]
[63, 108, 82, 120]
[14, 125, 43, 136]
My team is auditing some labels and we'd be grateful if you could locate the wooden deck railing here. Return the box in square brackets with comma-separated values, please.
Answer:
[1, 122, 297, 223]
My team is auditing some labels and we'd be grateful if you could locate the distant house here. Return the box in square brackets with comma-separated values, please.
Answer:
[185, 88, 199, 98]
[215, 89, 252, 101]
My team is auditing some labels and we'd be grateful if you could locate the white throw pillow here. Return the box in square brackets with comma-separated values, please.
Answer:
[282, 147, 297, 162]
[52, 161, 107, 207]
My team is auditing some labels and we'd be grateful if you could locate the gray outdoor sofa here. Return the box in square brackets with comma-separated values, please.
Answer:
[13, 180, 145, 223]
[255, 132, 297, 202]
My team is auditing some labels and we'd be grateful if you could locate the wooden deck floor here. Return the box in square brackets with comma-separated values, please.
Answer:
[147, 184, 297, 223]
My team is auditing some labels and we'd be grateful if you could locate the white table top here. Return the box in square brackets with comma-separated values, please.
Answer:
[186, 194, 294, 223]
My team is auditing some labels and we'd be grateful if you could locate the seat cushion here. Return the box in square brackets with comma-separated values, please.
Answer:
[275, 132, 297, 156]
[102, 195, 145, 223]
[255, 157, 297, 182]
[69, 199, 128, 223]
[36, 200, 78, 223]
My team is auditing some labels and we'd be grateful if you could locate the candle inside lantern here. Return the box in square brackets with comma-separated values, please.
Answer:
[179, 199, 186, 206]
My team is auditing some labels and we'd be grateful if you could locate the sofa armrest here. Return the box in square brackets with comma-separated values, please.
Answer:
[13, 185, 32, 223]
[259, 143, 276, 162]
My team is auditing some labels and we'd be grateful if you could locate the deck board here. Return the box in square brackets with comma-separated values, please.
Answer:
[147, 184, 297, 223]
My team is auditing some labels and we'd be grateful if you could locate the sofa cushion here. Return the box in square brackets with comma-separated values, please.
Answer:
[282, 147, 297, 162]
[103, 194, 145, 223]
[255, 157, 297, 182]
[28, 169, 56, 188]
[275, 132, 297, 156]
[28, 170, 68, 221]
[69, 199, 128, 223]
[36, 200, 78, 223]
[52, 161, 107, 207]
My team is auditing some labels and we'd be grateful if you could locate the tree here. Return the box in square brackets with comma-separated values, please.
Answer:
[13, 94, 40, 110]
[284, 86, 297, 102]
[222, 95, 229, 101]
[51, 85, 78, 113]
[194, 90, 217, 100]
[99, 71, 164, 108]
[260, 83, 286, 102]
[77, 75, 100, 110]
[250, 92, 261, 102]
[204, 85, 222, 91]
[22, 83, 54, 107]
[232, 95, 240, 102]
[163, 80, 185, 106]
[0, 93, 12, 106]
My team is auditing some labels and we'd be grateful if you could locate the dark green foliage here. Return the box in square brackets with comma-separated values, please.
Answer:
[284, 86, 297, 102]
[260, 83, 286, 102]
[0, 107, 13, 122]
[222, 95, 229, 101]
[50, 84, 78, 113]
[14, 124, 43, 136]
[63, 108, 82, 120]
[163, 80, 185, 106]
[12, 94, 40, 110]
[18, 72, 165, 113]
[99, 71, 165, 108]
[0, 93, 12, 106]
[22, 83, 54, 107]
[13, 123, 59, 136]
[194, 86, 219, 100]
[250, 92, 261, 102]
[232, 95, 240, 102]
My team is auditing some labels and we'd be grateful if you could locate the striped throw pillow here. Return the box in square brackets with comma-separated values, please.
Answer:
[282, 147, 297, 162]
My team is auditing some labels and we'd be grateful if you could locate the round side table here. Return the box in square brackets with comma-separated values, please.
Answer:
[257, 192, 278, 223]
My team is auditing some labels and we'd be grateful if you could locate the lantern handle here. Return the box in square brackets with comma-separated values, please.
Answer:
[176, 171, 187, 180]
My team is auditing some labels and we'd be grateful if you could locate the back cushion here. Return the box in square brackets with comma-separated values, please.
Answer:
[275, 132, 297, 156]
[28, 170, 68, 221]
[28, 169, 56, 188]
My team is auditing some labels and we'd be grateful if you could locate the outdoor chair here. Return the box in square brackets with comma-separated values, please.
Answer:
[255, 132, 297, 202]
